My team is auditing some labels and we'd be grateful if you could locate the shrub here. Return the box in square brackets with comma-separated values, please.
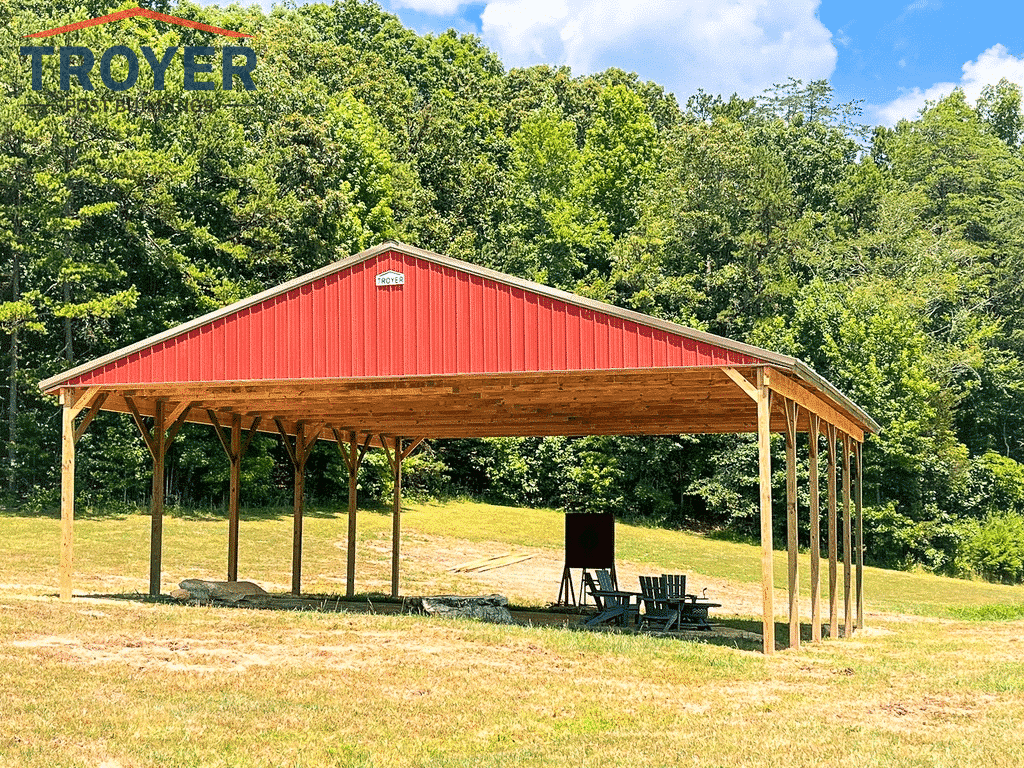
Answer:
[959, 511, 1024, 584]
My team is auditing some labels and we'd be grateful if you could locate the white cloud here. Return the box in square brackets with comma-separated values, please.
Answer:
[875, 44, 1024, 125]
[476, 0, 836, 99]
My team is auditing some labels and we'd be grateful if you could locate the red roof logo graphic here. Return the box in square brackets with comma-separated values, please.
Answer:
[24, 6, 253, 39]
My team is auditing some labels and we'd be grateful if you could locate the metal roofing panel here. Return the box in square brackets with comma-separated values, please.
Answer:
[50, 247, 760, 388]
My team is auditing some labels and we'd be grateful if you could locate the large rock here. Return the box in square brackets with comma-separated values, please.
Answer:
[412, 594, 517, 625]
[173, 579, 269, 604]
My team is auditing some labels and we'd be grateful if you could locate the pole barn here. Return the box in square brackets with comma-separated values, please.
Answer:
[40, 241, 879, 654]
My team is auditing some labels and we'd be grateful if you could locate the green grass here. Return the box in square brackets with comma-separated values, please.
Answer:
[2, 499, 1024, 767]
[3, 498, 1023, 616]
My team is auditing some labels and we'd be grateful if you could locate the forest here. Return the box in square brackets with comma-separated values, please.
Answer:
[4, 0, 1024, 583]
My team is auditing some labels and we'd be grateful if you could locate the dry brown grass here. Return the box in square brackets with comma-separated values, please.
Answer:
[2, 501, 1024, 767]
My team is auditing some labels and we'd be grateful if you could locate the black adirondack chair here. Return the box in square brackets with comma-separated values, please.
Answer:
[583, 570, 640, 628]
[637, 575, 679, 631]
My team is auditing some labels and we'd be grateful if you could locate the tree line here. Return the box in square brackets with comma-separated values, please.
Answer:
[4, 0, 1024, 583]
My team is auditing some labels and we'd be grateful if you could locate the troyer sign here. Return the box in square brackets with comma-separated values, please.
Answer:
[20, 6, 256, 92]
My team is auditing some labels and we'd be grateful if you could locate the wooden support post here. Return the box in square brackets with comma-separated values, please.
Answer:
[826, 422, 839, 640]
[843, 435, 853, 638]
[756, 369, 775, 655]
[228, 414, 242, 582]
[210, 412, 260, 582]
[784, 398, 800, 650]
[275, 419, 322, 596]
[855, 440, 865, 630]
[808, 413, 822, 643]
[59, 396, 76, 601]
[381, 436, 423, 599]
[58, 388, 109, 601]
[292, 422, 305, 596]
[126, 397, 191, 597]
[334, 429, 371, 598]
[391, 438, 402, 599]
[150, 401, 166, 597]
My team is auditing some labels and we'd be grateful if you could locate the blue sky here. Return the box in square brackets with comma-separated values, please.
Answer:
[201, 0, 1024, 126]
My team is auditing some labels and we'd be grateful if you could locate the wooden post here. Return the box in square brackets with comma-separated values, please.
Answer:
[784, 398, 800, 650]
[150, 401, 166, 597]
[126, 397, 191, 597]
[292, 422, 306, 597]
[380, 435, 423, 600]
[826, 422, 838, 640]
[391, 438, 402, 599]
[843, 435, 853, 638]
[228, 414, 241, 582]
[334, 430, 371, 599]
[210, 412, 261, 582]
[808, 413, 822, 643]
[58, 387, 107, 601]
[59, 395, 76, 601]
[275, 419, 322, 596]
[756, 369, 775, 655]
[855, 440, 865, 630]
[348, 436, 359, 597]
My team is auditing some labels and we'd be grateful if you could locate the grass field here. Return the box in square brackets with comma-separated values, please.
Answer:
[2, 499, 1024, 767]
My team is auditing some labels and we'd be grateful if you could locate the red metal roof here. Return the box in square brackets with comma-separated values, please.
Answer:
[44, 243, 764, 389]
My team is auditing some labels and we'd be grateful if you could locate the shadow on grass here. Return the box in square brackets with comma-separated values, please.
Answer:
[0, 502, 396, 522]
[78, 591, 821, 654]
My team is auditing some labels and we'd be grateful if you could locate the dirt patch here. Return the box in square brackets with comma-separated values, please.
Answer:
[397, 532, 777, 617]
[862, 693, 995, 733]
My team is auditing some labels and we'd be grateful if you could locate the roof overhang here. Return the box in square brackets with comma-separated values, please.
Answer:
[41, 242, 879, 443]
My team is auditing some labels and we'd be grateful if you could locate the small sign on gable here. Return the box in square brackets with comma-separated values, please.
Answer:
[375, 270, 405, 287]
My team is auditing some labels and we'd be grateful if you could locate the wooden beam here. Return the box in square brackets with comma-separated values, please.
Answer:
[124, 396, 157, 457]
[59, 397, 75, 601]
[756, 369, 774, 655]
[274, 419, 297, 466]
[723, 367, 758, 401]
[67, 385, 102, 418]
[240, 416, 262, 457]
[808, 413, 822, 643]
[764, 369, 864, 443]
[209, 411, 260, 582]
[400, 437, 424, 462]
[843, 435, 853, 639]
[784, 397, 800, 651]
[379, 435, 409, 599]
[208, 409, 233, 458]
[826, 422, 838, 640]
[73, 392, 108, 443]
